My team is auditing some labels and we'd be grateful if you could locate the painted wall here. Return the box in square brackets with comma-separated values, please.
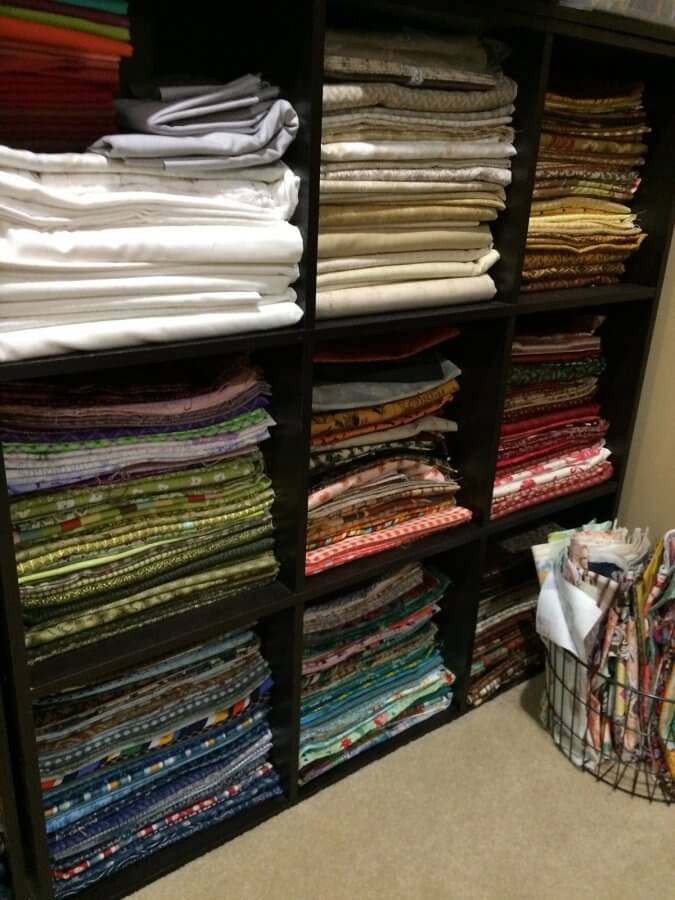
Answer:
[619, 239, 675, 536]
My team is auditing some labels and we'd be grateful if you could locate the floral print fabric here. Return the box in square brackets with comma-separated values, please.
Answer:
[299, 563, 455, 783]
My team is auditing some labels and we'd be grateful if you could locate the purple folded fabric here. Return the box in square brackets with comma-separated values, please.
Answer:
[0, 395, 269, 442]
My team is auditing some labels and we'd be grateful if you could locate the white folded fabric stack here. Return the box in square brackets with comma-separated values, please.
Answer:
[0, 75, 303, 363]
[318, 30, 518, 319]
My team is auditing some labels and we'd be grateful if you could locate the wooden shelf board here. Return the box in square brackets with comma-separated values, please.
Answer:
[298, 705, 460, 800]
[485, 481, 618, 537]
[516, 283, 656, 314]
[29, 581, 296, 699]
[302, 523, 482, 602]
[0, 326, 306, 384]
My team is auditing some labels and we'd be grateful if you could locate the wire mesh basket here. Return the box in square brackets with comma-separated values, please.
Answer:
[543, 642, 674, 803]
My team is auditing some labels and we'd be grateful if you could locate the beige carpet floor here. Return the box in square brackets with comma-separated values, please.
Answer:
[132, 676, 673, 900]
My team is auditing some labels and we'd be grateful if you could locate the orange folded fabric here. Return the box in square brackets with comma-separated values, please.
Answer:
[0, 14, 132, 56]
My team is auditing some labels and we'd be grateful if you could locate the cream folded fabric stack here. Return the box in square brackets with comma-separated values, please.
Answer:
[317, 30, 518, 319]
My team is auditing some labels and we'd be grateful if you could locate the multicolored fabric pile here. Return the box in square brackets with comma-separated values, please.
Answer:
[317, 30, 517, 318]
[300, 562, 454, 784]
[534, 522, 674, 801]
[468, 527, 549, 707]
[36, 627, 282, 896]
[2, 357, 280, 661]
[491, 324, 613, 519]
[523, 83, 648, 291]
[306, 327, 472, 576]
[0, 0, 131, 152]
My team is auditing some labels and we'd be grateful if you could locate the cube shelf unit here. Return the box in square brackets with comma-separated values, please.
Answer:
[0, 1, 673, 899]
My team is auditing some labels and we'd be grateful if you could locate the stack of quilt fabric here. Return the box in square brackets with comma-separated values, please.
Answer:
[468, 526, 549, 707]
[36, 627, 282, 896]
[523, 83, 649, 291]
[2, 356, 280, 661]
[306, 326, 472, 576]
[317, 30, 518, 318]
[491, 324, 613, 519]
[0, 0, 132, 151]
[0, 73, 303, 363]
[300, 562, 454, 783]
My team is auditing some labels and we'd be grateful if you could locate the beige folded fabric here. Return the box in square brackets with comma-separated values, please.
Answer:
[316, 273, 496, 318]
[530, 197, 632, 215]
[320, 180, 508, 198]
[526, 235, 645, 253]
[528, 221, 640, 236]
[319, 203, 500, 227]
[321, 139, 516, 163]
[317, 248, 491, 274]
[322, 78, 518, 114]
[318, 225, 492, 257]
[316, 248, 500, 288]
[321, 193, 505, 209]
[323, 220, 483, 231]
[321, 159, 513, 177]
[324, 55, 495, 90]
[322, 126, 515, 143]
[324, 30, 491, 73]
[322, 105, 515, 128]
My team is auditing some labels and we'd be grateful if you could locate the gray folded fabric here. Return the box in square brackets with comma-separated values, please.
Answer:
[117, 75, 280, 136]
[90, 79, 299, 172]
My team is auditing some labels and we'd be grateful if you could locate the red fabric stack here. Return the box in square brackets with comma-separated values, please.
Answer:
[0, 1, 132, 151]
[490, 325, 614, 519]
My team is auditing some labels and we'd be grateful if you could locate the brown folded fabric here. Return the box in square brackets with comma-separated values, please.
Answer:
[522, 262, 625, 282]
[521, 275, 620, 292]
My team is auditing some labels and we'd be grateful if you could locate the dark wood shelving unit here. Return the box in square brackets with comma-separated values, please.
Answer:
[1, 1, 674, 898]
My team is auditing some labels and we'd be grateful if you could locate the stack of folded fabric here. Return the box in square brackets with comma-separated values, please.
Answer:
[523, 83, 649, 291]
[317, 29, 518, 318]
[306, 327, 473, 576]
[36, 627, 282, 896]
[2, 356, 280, 661]
[0, 74, 303, 362]
[0, 816, 10, 900]
[468, 526, 550, 707]
[0, 0, 131, 151]
[491, 325, 613, 519]
[300, 562, 454, 784]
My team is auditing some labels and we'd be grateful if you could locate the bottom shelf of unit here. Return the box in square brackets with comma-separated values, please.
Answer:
[485, 481, 618, 536]
[298, 705, 460, 800]
[72, 794, 289, 900]
[464, 663, 546, 714]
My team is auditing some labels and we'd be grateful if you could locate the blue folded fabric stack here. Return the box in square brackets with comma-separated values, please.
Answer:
[299, 562, 454, 785]
[34, 628, 282, 896]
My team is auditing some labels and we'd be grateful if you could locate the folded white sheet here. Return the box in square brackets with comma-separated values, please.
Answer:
[0, 222, 303, 266]
[0, 290, 297, 330]
[0, 145, 288, 182]
[0, 165, 300, 228]
[0, 271, 296, 302]
[0, 304, 304, 363]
